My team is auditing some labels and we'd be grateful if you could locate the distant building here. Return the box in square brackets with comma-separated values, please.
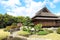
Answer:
[32, 7, 60, 28]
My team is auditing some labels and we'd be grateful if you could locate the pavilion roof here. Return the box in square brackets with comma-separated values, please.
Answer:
[32, 7, 59, 19]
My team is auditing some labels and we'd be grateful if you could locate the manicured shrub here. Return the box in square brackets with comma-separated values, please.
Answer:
[48, 30, 53, 33]
[4, 26, 11, 31]
[22, 26, 31, 32]
[27, 27, 32, 32]
[4, 25, 18, 31]
[17, 31, 30, 37]
[22, 26, 27, 31]
[37, 30, 48, 35]
[56, 27, 60, 34]
[4, 23, 19, 31]
[34, 24, 42, 32]
[11, 26, 18, 29]
[44, 29, 53, 33]
[11, 23, 19, 29]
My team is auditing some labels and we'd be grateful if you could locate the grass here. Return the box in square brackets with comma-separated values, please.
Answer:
[0, 28, 60, 40]
[29, 33, 60, 40]
[17, 30, 30, 37]
[0, 29, 10, 40]
[17, 30, 60, 40]
[36, 31, 48, 35]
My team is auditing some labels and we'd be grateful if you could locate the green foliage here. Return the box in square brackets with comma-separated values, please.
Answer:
[0, 13, 31, 28]
[18, 31, 30, 37]
[56, 27, 60, 34]
[23, 16, 32, 26]
[11, 23, 17, 26]
[22, 26, 31, 32]
[17, 16, 25, 23]
[0, 14, 17, 28]
[28, 23, 34, 27]
[44, 29, 53, 33]
[37, 30, 48, 35]
[4, 26, 11, 31]
[4, 23, 18, 31]
[34, 24, 42, 32]
[22, 26, 27, 31]
[17, 16, 31, 26]
[48, 30, 53, 33]
[11, 23, 19, 29]
[26, 27, 32, 32]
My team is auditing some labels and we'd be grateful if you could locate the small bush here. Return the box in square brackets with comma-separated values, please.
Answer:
[44, 29, 53, 33]
[34, 24, 42, 32]
[22, 26, 27, 31]
[26, 27, 32, 32]
[4, 25, 18, 31]
[4, 26, 11, 31]
[56, 27, 60, 34]
[17, 31, 30, 37]
[22, 26, 31, 32]
[11, 23, 19, 29]
[37, 30, 48, 35]
[48, 30, 53, 33]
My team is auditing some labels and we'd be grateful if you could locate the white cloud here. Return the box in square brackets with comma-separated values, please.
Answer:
[0, 0, 21, 8]
[0, 0, 58, 17]
[5, 0, 46, 17]
[44, 0, 56, 8]
[7, 7, 26, 16]
[2, 0, 21, 5]
[53, 0, 60, 3]
[55, 12, 60, 16]
[7, 1, 44, 17]
[49, 2, 56, 8]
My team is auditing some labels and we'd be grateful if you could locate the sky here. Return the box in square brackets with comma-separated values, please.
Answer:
[0, 0, 60, 17]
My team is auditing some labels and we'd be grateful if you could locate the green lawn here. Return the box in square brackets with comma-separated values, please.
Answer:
[0, 29, 10, 40]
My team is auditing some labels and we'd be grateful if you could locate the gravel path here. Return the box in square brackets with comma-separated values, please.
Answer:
[8, 32, 51, 40]
[27, 38, 52, 40]
[9, 32, 52, 40]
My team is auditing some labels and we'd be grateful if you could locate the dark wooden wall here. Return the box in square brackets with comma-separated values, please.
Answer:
[33, 19, 60, 27]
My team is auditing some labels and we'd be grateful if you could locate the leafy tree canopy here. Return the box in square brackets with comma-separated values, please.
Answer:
[0, 13, 32, 28]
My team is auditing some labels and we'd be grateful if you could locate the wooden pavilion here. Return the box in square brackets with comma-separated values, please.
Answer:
[32, 7, 60, 28]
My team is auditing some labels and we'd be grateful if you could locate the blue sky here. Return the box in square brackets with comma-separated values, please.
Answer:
[0, 0, 60, 17]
